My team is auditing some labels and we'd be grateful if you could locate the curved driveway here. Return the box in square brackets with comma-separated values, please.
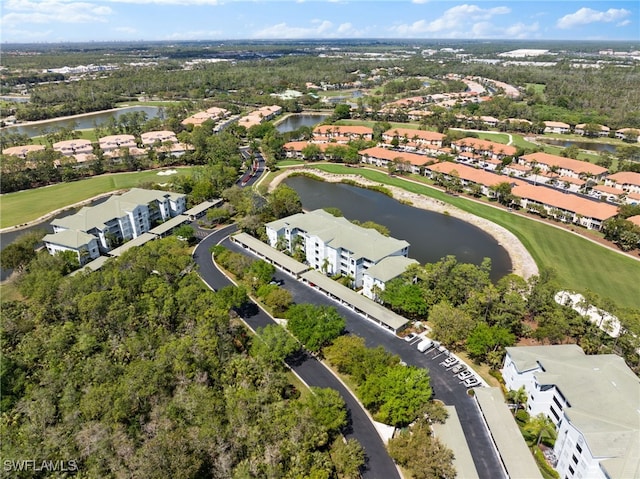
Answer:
[216, 236, 507, 479]
[193, 226, 400, 479]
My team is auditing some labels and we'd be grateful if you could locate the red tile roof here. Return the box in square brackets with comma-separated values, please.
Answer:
[520, 152, 608, 176]
[314, 125, 373, 136]
[427, 161, 523, 188]
[513, 183, 618, 220]
[606, 171, 640, 187]
[284, 141, 330, 152]
[359, 147, 436, 166]
[627, 215, 640, 227]
[383, 128, 445, 142]
[453, 137, 517, 156]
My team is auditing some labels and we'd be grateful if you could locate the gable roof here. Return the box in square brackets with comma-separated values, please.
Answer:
[512, 183, 618, 220]
[453, 137, 517, 156]
[520, 152, 608, 176]
[606, 171, 640, 187]
[382, 127, 445, 142]
[359, 146, 436, 166]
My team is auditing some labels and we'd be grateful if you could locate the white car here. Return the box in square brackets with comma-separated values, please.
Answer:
[457, 370, 474, 380]
[464, 377, 480, 388]
[403, 333, 418, 342]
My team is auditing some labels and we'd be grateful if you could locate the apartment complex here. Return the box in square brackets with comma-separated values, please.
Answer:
[502, 345, 640, 479]
[46, 188, 186, 263]
[265, 209, 410, 289]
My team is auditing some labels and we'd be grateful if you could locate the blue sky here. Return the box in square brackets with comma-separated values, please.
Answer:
[1, 0, 639, 43]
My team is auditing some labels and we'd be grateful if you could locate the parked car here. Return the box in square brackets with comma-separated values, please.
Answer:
[457, 370, 474, 380]
[404, 332, 418, 342]
[464, 377, 480, 388]
[451, 364, 465, 374]
[269, 279, 284, 286]
[417, 339, 434, 352]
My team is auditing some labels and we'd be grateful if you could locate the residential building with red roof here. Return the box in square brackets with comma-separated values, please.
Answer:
[627, 215, 640, 227]
[181, 107, 230, 126]
[519, 152, 608, 179]
[283, 141, 330, 159]
[382, 128, 444, 150]
[99, 134, 136, 152]
[53, 139, 93, 156]
[423, 161, 523, 197]
[313, 125, 373, 143]
[512, 183, 618, 230]
[141, 130, 178, 147]
[2, 144, 45, 159]
[359, 147, 436, 174]
[452, 137, 517, 160]
[604, 171, 640, 195]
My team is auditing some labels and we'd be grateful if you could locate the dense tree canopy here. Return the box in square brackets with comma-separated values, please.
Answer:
[0, 238, 361, 478]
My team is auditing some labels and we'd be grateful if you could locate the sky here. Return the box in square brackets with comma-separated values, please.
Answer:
[1, 0, 639, 44]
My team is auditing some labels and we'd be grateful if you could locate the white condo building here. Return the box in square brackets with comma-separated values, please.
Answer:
[48, 188, 186, 254]
[502, 345, 640, 479]
[265, 209, 410, 289]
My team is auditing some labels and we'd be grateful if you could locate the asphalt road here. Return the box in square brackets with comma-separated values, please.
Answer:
[193, 226, 401, 479]
[220, 238, 507, 479]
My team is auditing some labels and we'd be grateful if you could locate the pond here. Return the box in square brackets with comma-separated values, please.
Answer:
[276, 113, 330, 133]
[538, 138, 616, 153]
[0, 196, 111, 281]
[284, 176, 512, 282]
[2, 106, 162, 138]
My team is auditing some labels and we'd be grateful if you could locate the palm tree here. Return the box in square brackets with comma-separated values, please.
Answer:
[507, 386, 528, 413]
[525, 414, 556, 448]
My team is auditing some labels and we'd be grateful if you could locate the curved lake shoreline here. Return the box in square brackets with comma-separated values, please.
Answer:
[271, 167, 539, 280]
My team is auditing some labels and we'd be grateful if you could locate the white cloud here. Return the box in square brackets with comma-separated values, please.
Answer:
[412, 0, 430, 4]
[557, 7, 631, 29]
[252, 20, 364, 39]
[115, 26, 138, 34]
[617, 19, 631, 27]
[2, 0, 112, 26]
[106, 0, 221, 4]
[504, 22, 540, 39]
[389, 4, 511, 37]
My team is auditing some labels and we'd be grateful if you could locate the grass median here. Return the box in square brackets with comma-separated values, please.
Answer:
[307, 164, 640, 310]
[1, 167, 194, 229]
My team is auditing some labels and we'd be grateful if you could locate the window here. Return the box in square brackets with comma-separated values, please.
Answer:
[569, 465, 575, 475]
[550, 406, 560, 421]
[572, 455, 578, 465]
[576, 443, 582, 454]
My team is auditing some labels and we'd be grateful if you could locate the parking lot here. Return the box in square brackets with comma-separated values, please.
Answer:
[223, 237, 506, 479]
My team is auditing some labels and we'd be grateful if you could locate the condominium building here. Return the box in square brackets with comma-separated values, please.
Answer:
[265, 209, 410, 288]
[49, 188, 186, 253]
[502, 345, 640, 479]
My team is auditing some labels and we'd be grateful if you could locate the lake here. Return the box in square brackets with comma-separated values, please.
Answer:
[276, 113, 330, 133]
[284, 176, 512, 281]
[538, 138, 616, 153]
[2, 106, 162, 138]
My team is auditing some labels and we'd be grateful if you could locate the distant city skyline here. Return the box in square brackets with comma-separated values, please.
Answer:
[1, 0, 639, 44]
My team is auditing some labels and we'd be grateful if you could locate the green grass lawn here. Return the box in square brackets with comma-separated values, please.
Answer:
[308, 164, 640, 309]
[1, 167, 194, 229]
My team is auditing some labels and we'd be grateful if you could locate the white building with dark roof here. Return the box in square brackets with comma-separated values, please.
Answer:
[265, 209, 410, 288]
[502, 345, 640, 479]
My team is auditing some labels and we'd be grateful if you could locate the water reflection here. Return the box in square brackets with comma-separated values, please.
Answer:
[284, 176, 512, 281]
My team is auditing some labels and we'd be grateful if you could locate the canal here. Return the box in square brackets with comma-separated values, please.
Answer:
[284, 176, 512, 281]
